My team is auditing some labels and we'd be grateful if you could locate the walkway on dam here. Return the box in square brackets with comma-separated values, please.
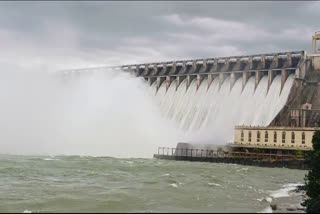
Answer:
[154, 147, 308, 170]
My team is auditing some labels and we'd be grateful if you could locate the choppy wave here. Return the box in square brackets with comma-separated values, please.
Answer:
[0, 155, 306, 213]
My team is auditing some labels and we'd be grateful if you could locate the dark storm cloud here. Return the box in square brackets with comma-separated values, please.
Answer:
[0, 1, 319, 71]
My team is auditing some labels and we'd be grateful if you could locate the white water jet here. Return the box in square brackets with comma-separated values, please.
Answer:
[153, 74, 294, 145]
[0, 66, 294, 157]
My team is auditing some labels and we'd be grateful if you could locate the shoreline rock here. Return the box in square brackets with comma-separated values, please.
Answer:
[269, 187, 306, 213]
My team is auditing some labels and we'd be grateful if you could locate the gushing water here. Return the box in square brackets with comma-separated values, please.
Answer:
[152, 74, 294, 145]
[0, 67, 294, 157]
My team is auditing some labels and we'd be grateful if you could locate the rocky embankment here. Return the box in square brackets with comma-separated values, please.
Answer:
[270, 185, 306, 213]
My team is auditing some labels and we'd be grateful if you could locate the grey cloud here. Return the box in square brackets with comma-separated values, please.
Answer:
[0, 1, 318, 70]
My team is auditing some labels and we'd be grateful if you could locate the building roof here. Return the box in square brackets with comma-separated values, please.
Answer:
[234, 126, 316, 131]
[227, 143, 312, 151]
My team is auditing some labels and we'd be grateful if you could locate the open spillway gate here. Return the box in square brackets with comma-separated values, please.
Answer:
[120, 50, 306, 94]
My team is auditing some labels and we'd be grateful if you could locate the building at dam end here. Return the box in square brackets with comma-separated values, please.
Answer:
[233, 126, 315, 151]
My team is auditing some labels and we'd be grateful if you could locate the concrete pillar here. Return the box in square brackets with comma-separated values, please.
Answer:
[312, 55, 320, 70]
[312, 32, 320, 54]
[242, 72, 249, 92]
[153, 64, 158, 75]
[200, 59, 207, 72]
[176, 76, 186, 91]
[172, 62, 177, 74]
[223, 58, 230, 72]
[280, 69, 288, 94]
[255, 71, 262, 91]
[162, 64, 167, 75]
[166, 76, 171, 91]
[186, 75, 196, 90]
[196, 74, 203, 90]
[287, 54, 292, 67]
[271, 55, 279, 68]
[176, 76, 180, 91]
[186, 75, 191, 90]
[144, 64, 149, 76]
[135, 66, 140, 76]
[267, 69, 275, 93]
[181, 61, 186, 74]
[212, 59, 218, 72]
[261, 56, 266, 69]
[233, 58, 241, 71]
[156, 77, 161, 91]
[156, 77, 165, 92]
[191, 60, 197, 73]
[248, 57, 253, 70]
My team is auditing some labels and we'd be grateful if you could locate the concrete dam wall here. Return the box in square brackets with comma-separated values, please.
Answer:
[62, 50, 320, 146]
[119, 51, 307, 144]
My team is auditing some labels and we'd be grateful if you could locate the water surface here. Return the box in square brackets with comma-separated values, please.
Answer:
[0, 155, 306, 213]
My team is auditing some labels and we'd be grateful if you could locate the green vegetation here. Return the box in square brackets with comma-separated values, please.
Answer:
[303, 130, 320, 213]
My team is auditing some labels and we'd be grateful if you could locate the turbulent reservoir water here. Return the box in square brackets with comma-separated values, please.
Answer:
[0, 155, 306, 213]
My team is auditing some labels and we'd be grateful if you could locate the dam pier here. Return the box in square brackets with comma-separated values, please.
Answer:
[121, 50, 306, 94]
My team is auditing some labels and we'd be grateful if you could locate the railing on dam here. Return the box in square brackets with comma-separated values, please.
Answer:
[155, 147, 306, 161]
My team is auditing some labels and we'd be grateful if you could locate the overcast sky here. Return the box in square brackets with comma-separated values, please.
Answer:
[0, 1, 319, 72]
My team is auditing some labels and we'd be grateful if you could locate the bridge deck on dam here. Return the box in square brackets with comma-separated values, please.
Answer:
[61, 50, 307, 93]
[118, 50, 307, 92]
[121, 50, 306, 77]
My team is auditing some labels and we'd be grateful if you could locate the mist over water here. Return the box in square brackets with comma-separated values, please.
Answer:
[0, 69, 181, 158]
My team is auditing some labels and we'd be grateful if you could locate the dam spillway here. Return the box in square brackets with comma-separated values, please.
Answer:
[62, 49, 320, 146]
[118, 51, 307, 144]
[149, 73, 295, 144]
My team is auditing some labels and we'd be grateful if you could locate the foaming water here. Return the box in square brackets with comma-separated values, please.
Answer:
[153, 74, 294, 144]
[0, 69, 182, 158]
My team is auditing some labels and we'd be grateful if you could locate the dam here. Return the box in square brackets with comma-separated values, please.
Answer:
[62, 32, 320, 154]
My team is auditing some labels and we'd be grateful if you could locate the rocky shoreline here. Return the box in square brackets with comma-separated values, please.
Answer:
[270, 185, 306, 213]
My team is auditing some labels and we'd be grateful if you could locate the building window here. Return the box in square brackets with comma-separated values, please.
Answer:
[257, 131, 260, 143]
[274, 131, 277, 143]
[302, 132, 305, 144]
[265, 131, 268, 142]
[248, 131, 252, 142]
[291, 132, 295, 143]
[241, 131, 244, 142]
[282, 131, 286, 143]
